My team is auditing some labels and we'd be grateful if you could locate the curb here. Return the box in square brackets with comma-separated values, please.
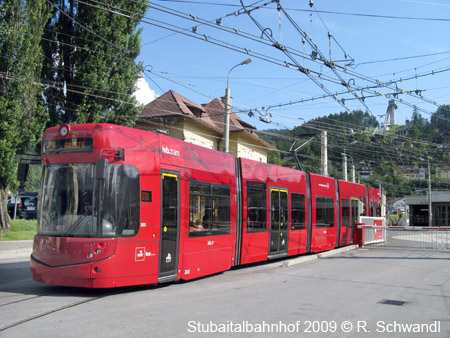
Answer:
[0, 249, 32, 260]
[282, 245, 359, 267]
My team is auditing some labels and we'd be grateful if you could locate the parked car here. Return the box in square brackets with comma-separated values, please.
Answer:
[9, 192, 38, 219]
[7, 194, 18, 218]
[19, 195, 38, 219]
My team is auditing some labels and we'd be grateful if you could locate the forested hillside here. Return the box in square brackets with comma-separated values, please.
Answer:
[260, 105, 450, 199]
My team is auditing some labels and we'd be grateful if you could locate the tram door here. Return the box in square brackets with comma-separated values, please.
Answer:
[341, 199, 351, 245]
[269, 189, 289, 257]
[350, 198, 359, 244]
[158, 172, 180, 282]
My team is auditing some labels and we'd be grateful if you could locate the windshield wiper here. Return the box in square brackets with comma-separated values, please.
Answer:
[63, 208, 92, 237]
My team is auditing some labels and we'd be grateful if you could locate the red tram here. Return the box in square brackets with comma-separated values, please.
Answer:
[30, 123, 381, 288]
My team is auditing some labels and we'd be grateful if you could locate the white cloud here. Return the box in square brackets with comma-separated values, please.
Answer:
[134, 78, 157, 105]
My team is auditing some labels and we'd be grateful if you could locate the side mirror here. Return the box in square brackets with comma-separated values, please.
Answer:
[96, 159, 108, 180]
[17, 163, 29, 182]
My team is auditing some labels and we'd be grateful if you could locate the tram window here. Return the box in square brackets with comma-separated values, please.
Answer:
[102, 164, 140, 237]
[359, 197, 366, 216]
[341, 199, 350, 228]
[189, 182, 230, 237]
[39, 163, 140, 238]
[316, 196, 334, 228]
[371, 202, 380, 217]
[291, 193, 305, 230]
[247, 181, 267, 233]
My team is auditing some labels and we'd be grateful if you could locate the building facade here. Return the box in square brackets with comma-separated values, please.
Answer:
[135, 90, 275, 162]
[405, 191, 450, 227]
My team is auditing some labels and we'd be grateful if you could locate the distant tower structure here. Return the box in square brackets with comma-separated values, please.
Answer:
[387, 99, 397, 126]
[372, 99, 398, 138]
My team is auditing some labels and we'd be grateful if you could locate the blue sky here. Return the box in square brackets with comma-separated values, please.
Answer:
[135, 0, 450, 131]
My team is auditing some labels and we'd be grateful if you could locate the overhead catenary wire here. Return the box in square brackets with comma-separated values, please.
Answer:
[152, 0, 450, 21]
[7, 2, 440, 145]
[151, 0, 447, 119]
[4, 69, 445, 196]
[76, 0, 448, 125]
[29, 0, 448, 193]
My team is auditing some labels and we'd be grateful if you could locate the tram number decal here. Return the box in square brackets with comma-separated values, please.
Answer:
[135, 247, 155, 261]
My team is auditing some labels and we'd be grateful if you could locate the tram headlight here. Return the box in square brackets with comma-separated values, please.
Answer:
[59, 124, 70, 137]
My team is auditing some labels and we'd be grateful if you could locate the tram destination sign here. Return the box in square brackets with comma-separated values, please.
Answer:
[43, 137, 94, 154]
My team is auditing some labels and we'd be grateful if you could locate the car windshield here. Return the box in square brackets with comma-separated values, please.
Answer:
[39, 163, 140, 238]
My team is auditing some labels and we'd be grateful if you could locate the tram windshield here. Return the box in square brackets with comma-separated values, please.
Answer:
[38, 163, 140, 238]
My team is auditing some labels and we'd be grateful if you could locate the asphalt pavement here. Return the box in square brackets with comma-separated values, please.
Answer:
[1, 243, 449, 338]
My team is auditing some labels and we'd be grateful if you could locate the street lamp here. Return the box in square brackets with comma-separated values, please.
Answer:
[223, 57, 253, 153]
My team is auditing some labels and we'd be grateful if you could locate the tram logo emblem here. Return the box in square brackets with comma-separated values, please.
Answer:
[135, 247, 155, 261]
[136, 247, 145, 261]
[161, 145, 180, 157]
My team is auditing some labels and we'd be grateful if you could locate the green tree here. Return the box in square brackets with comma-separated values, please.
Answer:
[41, 0, 147, 127]
[431, 105, 450, 142]
[0, 0, 51, 230]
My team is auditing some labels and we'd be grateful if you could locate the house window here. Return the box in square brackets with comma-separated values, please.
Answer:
[242, 149, 253, 160]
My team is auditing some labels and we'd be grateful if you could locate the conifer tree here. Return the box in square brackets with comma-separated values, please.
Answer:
[42, 0, 147, 127]
[0, 0, 51, 230]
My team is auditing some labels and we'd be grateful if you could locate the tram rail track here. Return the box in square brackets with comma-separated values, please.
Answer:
[0, 294, 44, 307]
[0, 284, 145, 333]
[0, 296, 100, 332]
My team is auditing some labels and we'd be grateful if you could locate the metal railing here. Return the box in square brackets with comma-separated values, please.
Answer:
[360, 225, 450, 252]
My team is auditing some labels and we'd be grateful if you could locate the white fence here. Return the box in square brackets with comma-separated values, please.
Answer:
[357, 220, 450, 252]
[358, 217, 386, 245]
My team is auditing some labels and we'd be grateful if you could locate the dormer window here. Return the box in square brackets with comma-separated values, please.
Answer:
[188, 105, 204, 118]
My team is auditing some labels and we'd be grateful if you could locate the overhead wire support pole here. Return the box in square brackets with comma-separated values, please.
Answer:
[428, 157, 433, 226]
[321, 130, 328, 177]
[342, 152, 348, 181]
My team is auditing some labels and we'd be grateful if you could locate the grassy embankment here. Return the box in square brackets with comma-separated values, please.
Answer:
[0, 219, 37, 241]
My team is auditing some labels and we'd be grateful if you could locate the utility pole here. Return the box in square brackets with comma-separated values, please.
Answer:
[342, 152, 348, 181]
[321, 130, 328, 176]
[379, 181, 384, 217]
[428, 158, 433, 226]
